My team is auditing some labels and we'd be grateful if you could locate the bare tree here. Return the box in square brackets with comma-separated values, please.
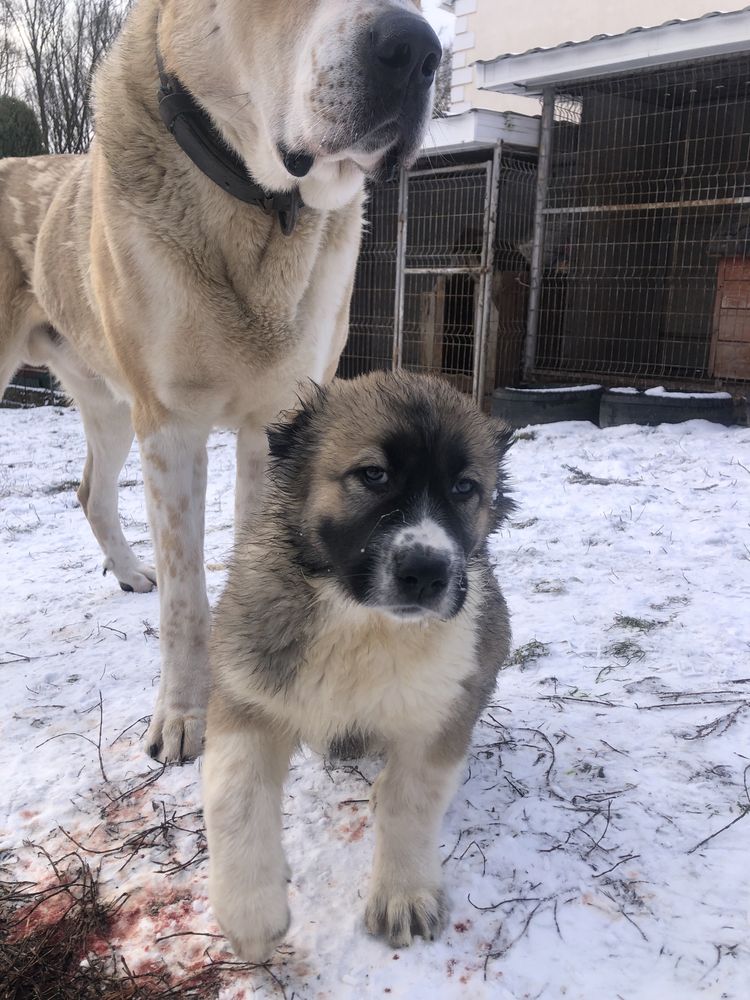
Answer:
[0, 3, 22, 95]
[3, 0, 126, 153]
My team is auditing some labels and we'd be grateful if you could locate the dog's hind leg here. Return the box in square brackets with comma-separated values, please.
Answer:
[59, 367, 157, 593]
[203, 696, 295, 963]
[137, 420, 211, 762]
[365, 745, 463, 948]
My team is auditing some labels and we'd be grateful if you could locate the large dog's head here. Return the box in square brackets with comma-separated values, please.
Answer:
[159, 0, 441, 210]
[267, 372, 513, 622]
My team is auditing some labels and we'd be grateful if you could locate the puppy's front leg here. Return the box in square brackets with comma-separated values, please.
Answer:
[365, 745, 463, 948]
[203, 698, 295, 963]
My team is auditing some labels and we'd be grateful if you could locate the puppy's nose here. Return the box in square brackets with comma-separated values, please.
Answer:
[395, 547, 450, 605]
[368, 11, 442, 89]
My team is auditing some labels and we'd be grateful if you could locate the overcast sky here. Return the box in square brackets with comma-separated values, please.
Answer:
[421, 0, 456, 41]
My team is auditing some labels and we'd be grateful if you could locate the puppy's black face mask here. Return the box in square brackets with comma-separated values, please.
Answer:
[267, 376, 513, 619]
[313, 426, 485, 619]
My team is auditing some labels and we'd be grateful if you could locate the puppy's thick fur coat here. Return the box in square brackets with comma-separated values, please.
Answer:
[0, 0, 440, 762]
[204, 371, 513, 960]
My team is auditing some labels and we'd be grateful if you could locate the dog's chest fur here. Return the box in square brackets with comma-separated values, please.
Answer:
[267, 587, 482, 751]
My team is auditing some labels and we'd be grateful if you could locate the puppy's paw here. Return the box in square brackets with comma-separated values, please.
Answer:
[145, 710, 205, 763]
[214, 884, 291, 963]
[365, 885, 448, 948]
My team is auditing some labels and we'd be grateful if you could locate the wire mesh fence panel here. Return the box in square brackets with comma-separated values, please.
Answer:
[533, 54, 750, 386]
[338, 178, 399, 379]
[492, 151, 537, 387]
[399, 270, 480, 396]
[398, 163, 492, 397]
[340, 151, 544, 398]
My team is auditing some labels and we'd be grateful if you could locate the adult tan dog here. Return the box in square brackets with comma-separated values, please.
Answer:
[0, 0, 440, 761]
[204, 371, 513, 959]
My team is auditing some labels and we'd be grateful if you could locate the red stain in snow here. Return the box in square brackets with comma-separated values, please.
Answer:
[446, 958, 457, 977]
[8, 886, 73, 944]
[453, 919, 471, 933]
[339, 815, 368, 842]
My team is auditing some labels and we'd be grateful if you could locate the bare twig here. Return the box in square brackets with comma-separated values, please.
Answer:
[540, 695, 617, 708]
[682, 704, 748, 740]
[594, 854, 640, 878]
[687, 807, 750, 855]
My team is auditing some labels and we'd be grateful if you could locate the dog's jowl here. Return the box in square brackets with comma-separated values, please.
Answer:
[0, 0, 441, 763]
[203, 372, 513, 960]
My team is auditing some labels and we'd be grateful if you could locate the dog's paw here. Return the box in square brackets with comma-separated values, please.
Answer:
[104, 556, 157, 593]
[365, 885, 448, 948]
[214, 885, 291, 964]
[145, 711, 205, 763]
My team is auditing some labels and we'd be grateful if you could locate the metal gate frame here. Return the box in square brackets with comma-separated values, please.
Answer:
[391, 147, 502, 403]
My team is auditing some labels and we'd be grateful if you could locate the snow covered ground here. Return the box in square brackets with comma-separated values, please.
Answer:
[1, 404, 749, 999]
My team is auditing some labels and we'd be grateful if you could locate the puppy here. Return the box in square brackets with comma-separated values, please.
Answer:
[203, 371, 513, 961]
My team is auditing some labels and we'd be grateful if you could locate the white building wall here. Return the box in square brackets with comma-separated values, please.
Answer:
[446, 0, 749, 114]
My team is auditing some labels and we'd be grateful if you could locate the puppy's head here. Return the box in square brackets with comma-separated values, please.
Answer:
[160, 1, 441, 209]
[268, 372, 513, 621]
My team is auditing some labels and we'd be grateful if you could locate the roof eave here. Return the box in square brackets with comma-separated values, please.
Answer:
[420, 109, 540, 153]
[476, 10, 750, 95]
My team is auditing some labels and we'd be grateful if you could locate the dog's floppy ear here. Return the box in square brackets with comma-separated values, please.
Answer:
[490, 419, 516, 523]
[493, 420, 514, 458]
[267, 382, 327, 461]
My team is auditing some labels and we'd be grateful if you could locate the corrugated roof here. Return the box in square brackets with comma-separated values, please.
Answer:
[476, 8, 750, 95]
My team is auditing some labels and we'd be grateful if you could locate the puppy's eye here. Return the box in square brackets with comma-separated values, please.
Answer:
[361, 466, 389, 486]
[452, 478, 476, 496]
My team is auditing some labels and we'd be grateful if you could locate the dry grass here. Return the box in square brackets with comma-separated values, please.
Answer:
[508, 639, 551, 668]
[2, 850, 141, 998]
[611, 613, 669, 634]
[0, 849, 223, 999]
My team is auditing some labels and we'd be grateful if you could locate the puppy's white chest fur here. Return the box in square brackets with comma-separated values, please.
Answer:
[275, 586, 480, 750]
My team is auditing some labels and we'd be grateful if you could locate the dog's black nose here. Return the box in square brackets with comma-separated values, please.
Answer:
[395, 548, 450, 606]
[368, 12, 442, 89]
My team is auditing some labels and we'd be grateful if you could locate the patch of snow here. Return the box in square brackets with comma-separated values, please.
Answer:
[643, 387, 732, 400]
[1, 406, 749, 998]
[501, 384, 602, 394]
[609, 387, 732, 400]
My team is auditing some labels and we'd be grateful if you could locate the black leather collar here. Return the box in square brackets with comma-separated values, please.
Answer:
[155, 45, 303, 236]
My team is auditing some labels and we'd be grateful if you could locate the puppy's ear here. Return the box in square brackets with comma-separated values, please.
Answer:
[266, 382, 327, 461]
[490, 420, 516, 523]
[493, 420, 514, 458]
[267, 410, 304, 461]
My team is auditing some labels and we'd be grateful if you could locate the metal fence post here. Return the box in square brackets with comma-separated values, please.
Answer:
[473, 141, 502, 404]
[392, 167, 408, 370]
[524, 85, 555, 379]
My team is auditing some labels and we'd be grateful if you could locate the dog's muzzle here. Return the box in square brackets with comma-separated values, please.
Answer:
[353, 11, 441, 162]
[366, 11, 442, 94]
[378, 520, 462, 619]
[393, 545, 451, 611]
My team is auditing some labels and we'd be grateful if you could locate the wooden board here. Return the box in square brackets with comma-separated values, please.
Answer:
[710, 258, 750, 379]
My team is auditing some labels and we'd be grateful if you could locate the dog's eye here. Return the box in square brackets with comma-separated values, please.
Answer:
[452, 478, 476, 496]
[361, 466, 389, 486]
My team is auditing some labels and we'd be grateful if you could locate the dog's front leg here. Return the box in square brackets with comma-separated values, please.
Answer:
[138, 421, 210, 762]
[365, 744, 463, 948]
[234, 422, 268, 536]
[204, 697, 295, 962]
